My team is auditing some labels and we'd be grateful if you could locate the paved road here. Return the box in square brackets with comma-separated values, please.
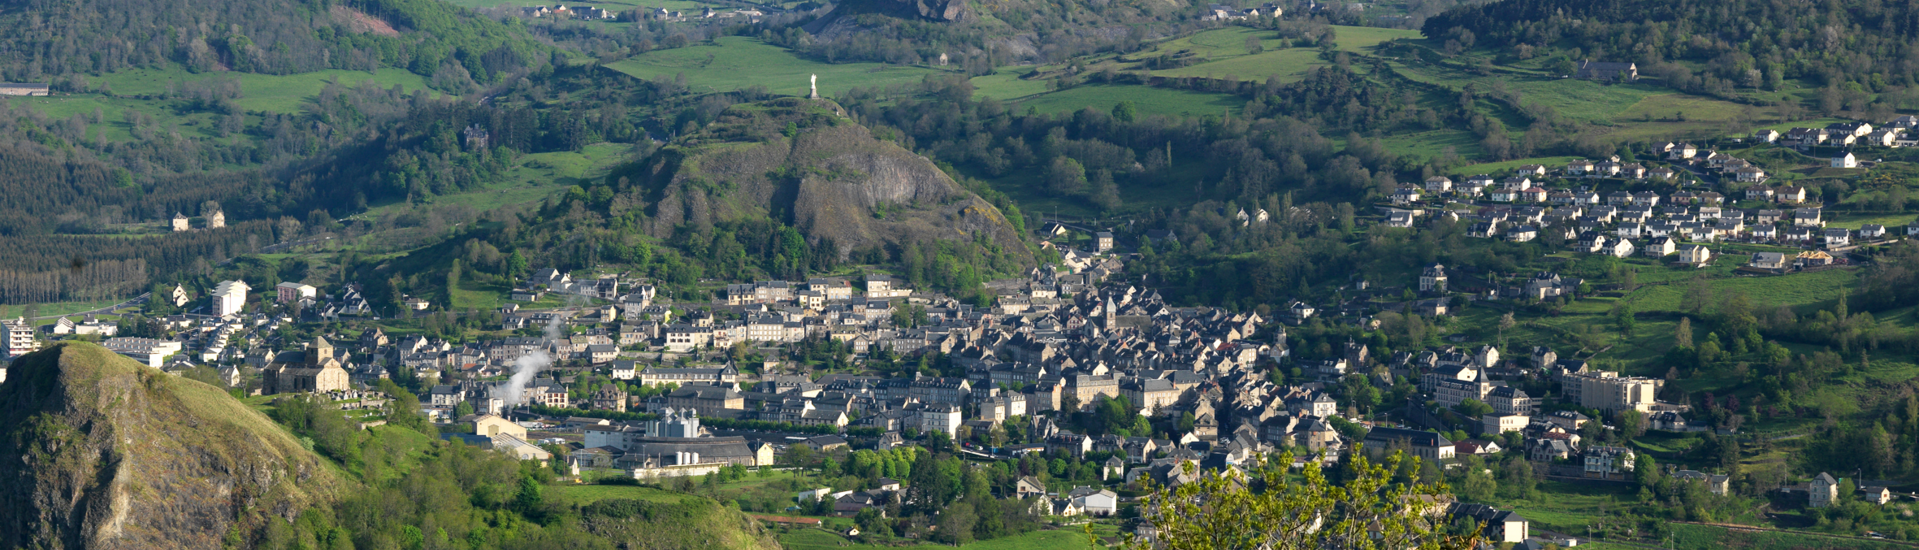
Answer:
[25, 292, 150, 321]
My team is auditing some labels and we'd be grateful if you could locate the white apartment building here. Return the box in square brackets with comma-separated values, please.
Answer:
[212, 280, 250, 317]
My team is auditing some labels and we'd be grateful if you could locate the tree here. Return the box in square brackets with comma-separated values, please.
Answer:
[1453, 399, 1494, 418]
[1046, 157, 1087, 197]
[937, 501, 978, 544]
[1617, 410, 1645, 441]
[1122, 451, 1477, 550]
[1675, 317, 1694, 349]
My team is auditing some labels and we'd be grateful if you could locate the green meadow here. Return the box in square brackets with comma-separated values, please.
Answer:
[439, 0, 704, 11]
[1015, 84, 1246, 118]
[778, 527, 1101, 550]
[89, 67, 438, 112]
[606, 36, 949, 97]
[5, 67, 439, 144]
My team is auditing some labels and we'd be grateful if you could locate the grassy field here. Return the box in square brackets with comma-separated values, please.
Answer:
[1373, 128, 1486, 163]
[90, 68, 438, 112]
[358, 142, 634, 221]
[1449, 156, 1585, 176]
[1130, 25, 1414, 84]
[1014, 84, 1246, 117]
[971, 70, 1055, 101]
[1620, 266, 1856, 313]
[606, 36, 949, 97]
[1383, 56, 1777, 142]
[7, 67, 439, 145]
[777, 527, 1101, 550]
[1329, 25, 1423, 53]
[548, 483, 693, 505]
[1827, 213, 1919, 230]
[1151, 48, 1327, 82]
[439, 0, 704, 11]
[0, 299, 133, 320]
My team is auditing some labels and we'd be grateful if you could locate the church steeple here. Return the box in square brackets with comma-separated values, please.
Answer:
[309, 336, 334, 366]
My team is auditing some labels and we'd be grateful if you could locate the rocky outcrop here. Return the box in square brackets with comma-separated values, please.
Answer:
[0, 343, 343, 550]
[624, 98, 1029, 264]
[801, 0, 972, 35]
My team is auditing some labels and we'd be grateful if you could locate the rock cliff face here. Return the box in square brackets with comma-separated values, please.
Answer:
[625, 98, 1029, 264]
[807, 0, 972, 28]
[0, 342, 343, 550]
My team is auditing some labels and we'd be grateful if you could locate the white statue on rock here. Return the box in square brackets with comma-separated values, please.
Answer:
[809, 74, 819, 99]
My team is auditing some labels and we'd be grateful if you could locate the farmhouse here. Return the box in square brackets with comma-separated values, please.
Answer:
[0, 83, 50, 96]
[1575, 60, 1638, 81]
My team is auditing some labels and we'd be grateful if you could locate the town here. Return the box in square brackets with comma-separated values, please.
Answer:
[0, 195, 1901, 548]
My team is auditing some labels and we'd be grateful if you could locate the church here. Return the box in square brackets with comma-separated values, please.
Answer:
[265, 337, 351, 394]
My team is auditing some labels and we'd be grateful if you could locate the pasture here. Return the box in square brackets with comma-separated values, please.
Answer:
[439, 0, 704, 12]
[606, 37, 949, 97]
[5, 67, 439, 144]
[1014, 84, 1246, 118]
[778, 527, 1101, 550]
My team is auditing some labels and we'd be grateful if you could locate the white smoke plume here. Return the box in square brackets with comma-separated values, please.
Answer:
[498, 311, 567, 407]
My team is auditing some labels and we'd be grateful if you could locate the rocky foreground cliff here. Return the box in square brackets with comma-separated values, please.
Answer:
[0, 342, 343, 550]
[621, 98, 1031, 266]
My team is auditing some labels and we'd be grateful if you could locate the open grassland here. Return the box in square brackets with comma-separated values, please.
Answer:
[1481, 480, 1637, 535]
[359, 142, 633, 220]
[0, 299, 133, 320]
[95, 67, 437, 111]
[1502, 79, 1665, 124]
[1384, 58, 1775, 142]
[1329, 25, 1423, 53]
[1669, 523, 1911, 549]
[1133, 25, 1414, 83]
[548, 484, 692, 505]
[1372, 128, 1485, 162]
[607, 37, 948, 96]
[1827, 212, 1919, 229]
[438, 0, 704, 11]
[8, 67, 438, 145]
[778, 527, 1100, 550]
[971, 70, 1054, 101]
[1621, 266, 1856, 313]
[1449, 156, 1584, 176]
[1151, 48, 1326, 82]
[1014, 84, 1245, 117]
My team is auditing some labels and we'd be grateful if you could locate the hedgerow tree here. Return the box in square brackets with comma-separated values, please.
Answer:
[1119, 449, 1478, 550]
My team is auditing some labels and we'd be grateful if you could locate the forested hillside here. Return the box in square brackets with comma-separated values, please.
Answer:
[1423, 0, 1919, 96]
[0, 0, 550, 83]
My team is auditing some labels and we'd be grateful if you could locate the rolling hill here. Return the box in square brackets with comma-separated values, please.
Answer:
[0, 342, 346, 549]
[618, 97, 1033, 266]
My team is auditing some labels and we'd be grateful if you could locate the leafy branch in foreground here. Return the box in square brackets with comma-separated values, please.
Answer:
[1119, 447, 1479, 550]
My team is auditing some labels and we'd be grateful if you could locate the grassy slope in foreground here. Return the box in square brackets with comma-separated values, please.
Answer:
[0, 342, 346, 550]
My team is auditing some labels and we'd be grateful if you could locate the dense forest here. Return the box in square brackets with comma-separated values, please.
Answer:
[1424, 0, 1919, 97]
[0, 0, 550, 83]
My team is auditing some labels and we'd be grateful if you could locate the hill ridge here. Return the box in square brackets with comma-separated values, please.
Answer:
[0, 341, 345, 549]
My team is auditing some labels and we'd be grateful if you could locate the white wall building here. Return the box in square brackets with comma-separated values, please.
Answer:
[212, 280, 250, 317]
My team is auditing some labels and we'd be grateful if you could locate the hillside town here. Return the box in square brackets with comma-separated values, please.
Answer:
[1382, 118, 1919, 281]
[0, 224, 1884, 549]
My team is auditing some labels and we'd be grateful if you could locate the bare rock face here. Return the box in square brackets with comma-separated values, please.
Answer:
[801, 0, 972, 35]
[909, 0, 970, 21]
[0, 343, 342, 550]
[625, 98, 1029, 264]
